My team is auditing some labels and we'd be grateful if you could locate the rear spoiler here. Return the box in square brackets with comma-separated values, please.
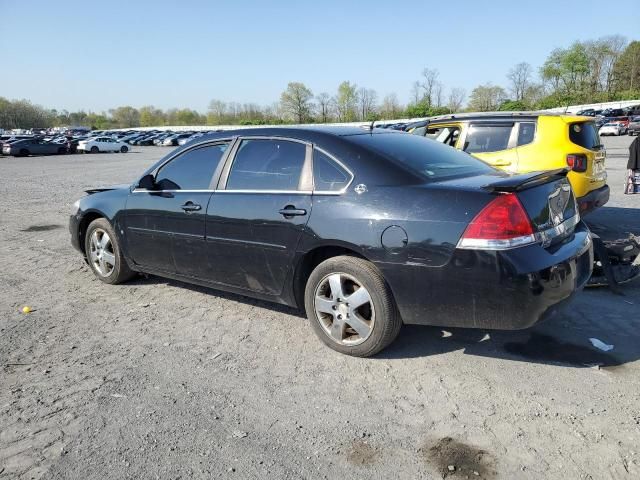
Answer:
[482, 168, 570, 193]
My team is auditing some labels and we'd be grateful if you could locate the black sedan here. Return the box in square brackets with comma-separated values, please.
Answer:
[3, 137, 67, 156]
[70, 127, 593, 356]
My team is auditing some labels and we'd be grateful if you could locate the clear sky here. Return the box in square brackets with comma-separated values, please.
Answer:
[1, 0, 638, 112]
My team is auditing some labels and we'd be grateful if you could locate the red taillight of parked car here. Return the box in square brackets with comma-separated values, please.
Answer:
[566, 154, 588, 172]
[458, 194, 535, 250]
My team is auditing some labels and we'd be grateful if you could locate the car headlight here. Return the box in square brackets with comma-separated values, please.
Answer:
[71, 199, 81, 214]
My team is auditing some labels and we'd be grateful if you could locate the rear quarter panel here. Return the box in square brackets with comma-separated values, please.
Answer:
[515, 116, 606, 199]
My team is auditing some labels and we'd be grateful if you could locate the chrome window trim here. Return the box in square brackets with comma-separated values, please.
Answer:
[311, 146, 354, 195]
[132, 189, 215, 193]
[219, 136, 313, 193]
[146, 137, 236, 178]
[216, 189, 313, 195]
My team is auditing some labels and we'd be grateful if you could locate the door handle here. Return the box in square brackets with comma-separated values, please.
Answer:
[492, 159, 512, 166]
[181, 202, 201, 212]
[278, 206, 307, 218]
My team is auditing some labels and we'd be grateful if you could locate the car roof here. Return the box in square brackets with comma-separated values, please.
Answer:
[192, 125, 398, 141]
[426, 111, 591, 123]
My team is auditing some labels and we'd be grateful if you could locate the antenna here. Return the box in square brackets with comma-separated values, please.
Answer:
[369, 119, 375, 130]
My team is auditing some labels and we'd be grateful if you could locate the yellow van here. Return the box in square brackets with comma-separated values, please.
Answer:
[408, 113, 609, 214]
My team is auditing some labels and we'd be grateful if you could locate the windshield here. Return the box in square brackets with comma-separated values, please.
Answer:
[349, 133, 494, 180]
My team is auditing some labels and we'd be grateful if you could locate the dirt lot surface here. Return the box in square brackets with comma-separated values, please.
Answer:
[1, 135, 639, 480]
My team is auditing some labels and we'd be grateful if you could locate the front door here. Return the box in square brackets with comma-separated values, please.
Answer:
[124, 142, 230, 277]
[205, 138, 312, 296]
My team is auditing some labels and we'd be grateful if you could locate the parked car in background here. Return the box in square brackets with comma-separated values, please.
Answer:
[408, 113, 609, 215]
[599, 123, 626, 136]
[3, 137, 67, 156]
[601, 108, 625, 118]
[69, 127, 593, 356]
[162, 133, 194, 146]
[576, 108, 603, 117]
[78, 136, 129, 153]
[628, 116, 640, 135]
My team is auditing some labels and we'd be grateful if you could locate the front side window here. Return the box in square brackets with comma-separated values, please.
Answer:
[155, 143, 229, 190]
[313, 150, 351, 192]
[226, 139, 306, 191]
[426, 126, 461, 147]
[464, 124, 513, 153]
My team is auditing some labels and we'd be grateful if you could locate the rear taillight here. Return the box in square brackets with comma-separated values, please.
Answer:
[458, 194, 535, 250]
[566, 154, 587, 172]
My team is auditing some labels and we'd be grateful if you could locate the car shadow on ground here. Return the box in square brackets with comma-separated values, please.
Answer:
[129, 273, 639, 370]
[377, 321, 635, 370]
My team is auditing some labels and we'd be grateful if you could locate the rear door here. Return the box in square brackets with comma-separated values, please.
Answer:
[124, 142, 231, 277]
[205, 137, 312, 295]
[462, 122, 519, 171]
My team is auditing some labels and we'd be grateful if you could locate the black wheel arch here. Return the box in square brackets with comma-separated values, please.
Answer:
[292, 243, 371, 309]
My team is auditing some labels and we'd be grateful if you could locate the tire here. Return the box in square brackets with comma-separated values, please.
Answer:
[304, 255, 402, 357]
[90, 146, 99, 153]
[57, 147, 66, 154]
[120, 145, 128, 153]
[84, 218, 135, 285]
[19, 149, 29, 157]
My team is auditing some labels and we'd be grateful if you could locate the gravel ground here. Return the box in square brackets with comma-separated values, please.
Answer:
[1, 135, 639, 480]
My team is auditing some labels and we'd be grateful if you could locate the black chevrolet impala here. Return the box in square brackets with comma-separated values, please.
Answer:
[70, 127, 593, 356]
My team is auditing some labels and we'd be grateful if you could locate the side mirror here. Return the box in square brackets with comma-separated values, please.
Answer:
[137, 174, 156, 190]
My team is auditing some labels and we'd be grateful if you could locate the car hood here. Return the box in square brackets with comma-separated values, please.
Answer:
[85, 184, 130, 195]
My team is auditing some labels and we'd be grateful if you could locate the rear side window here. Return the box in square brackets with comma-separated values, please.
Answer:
[155, 143, 229, 190]
[569, 122, 600, 150]
[313, 150, 351, 191]
[464, 124, 513, 153]
[350, 133, 494, 180]
[226, 139, 306, 191]
[517, 122, 536, 146]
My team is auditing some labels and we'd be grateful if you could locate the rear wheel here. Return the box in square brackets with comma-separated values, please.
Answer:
[84, 218, 135, 284]
[19, 149, 29, 157]
[57, 147, 66, 154]
[90, 146, 99, 153]
[120, 145, 128, 153]
[304, 255, 402, 357]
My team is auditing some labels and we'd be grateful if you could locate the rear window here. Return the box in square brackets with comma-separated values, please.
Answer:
[569, 122, 600, 149]
[350, 133, 494, 180]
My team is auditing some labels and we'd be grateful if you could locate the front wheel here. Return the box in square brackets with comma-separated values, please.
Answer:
[84, 218, 135, 284]
[120, 145, 128, 153]
[304, 256, 402, 357]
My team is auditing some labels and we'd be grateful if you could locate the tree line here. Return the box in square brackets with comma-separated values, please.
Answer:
[1, 36, 638, 130]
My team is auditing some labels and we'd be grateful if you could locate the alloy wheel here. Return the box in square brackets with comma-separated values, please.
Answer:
[89, 228, 116, 277]
[314, 272, 375, 346]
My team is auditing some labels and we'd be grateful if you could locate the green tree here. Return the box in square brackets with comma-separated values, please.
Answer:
[467, 84, 507, 111]
[280, 82, 314, 123]
[334, 81, 358, 122]
[613, 40, 640, 91]
[109, 106, 140, 128]
[139, 106, 166, 127]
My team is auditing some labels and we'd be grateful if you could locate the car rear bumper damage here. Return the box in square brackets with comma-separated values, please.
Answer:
[384, 222, 594, 330]
[576, 184, 609, 215]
